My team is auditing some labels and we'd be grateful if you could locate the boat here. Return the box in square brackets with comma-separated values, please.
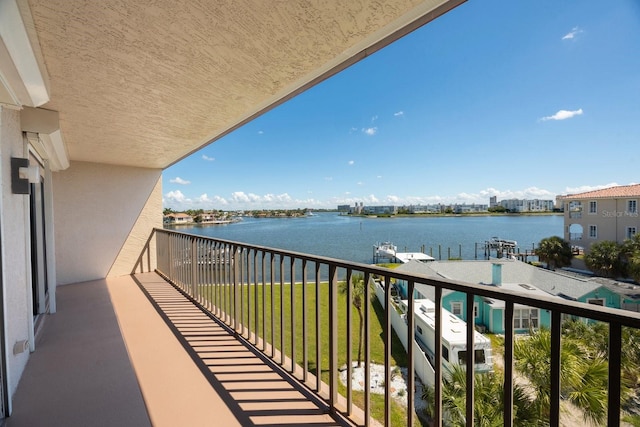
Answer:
[374, 242, 397, 258]
[488, 237, 517, 248]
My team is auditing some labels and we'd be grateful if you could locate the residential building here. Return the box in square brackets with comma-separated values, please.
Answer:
[562, 184, 640, 253]
[499, 198, 555, 212]
[163, 213, 194, 224]
[453, 203, 488, 213]
[362, 205, 398, 215]
[395, 259, 640, 333]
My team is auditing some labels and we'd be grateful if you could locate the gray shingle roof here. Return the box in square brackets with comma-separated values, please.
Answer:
[397, 259, 602, 301]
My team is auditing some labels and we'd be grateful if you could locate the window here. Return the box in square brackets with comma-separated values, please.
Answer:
[457, 350, 487, 365]
[514, 308, 539, 329]
[474, 302, 479, 319]
[451, 302, 463, 316]
[417, 325, 423, 335]
[589, 225, 597, 238]
[629, 200, 638, 214]
[588, 298, 605, 306]
[442, 345, 449, 362]
[589, 201, 597, 214]
[628, 227, 637, 239]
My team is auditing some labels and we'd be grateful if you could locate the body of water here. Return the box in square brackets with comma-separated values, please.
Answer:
[173, 213, 564, 264]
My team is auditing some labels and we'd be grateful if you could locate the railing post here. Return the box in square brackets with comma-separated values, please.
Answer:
[608, 322, 622, 427]
[550, 311, 561, 427]
[466, 292, 475, 427]
[364, 272, 371, 427]
[280, 254, 285, 366]
[315, 262, 322, 393]
[329, 264, 338, 413]
[302, 259, 308, 383]
[346, 269, 353, 414]
[434, 286, 443, 427]
[384, 275, 391, 427]
[233, 245, 240, 332]
[503, 301, 515, 427]
[290, 257, 296, 374]
[191, 237, 198, 297]
[407, 280, 415, 427]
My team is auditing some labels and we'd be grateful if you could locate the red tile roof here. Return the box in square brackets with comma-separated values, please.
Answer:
[562, 184, 640, 200]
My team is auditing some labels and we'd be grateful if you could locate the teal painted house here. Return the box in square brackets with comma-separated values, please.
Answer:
[395, 259, 639, 334]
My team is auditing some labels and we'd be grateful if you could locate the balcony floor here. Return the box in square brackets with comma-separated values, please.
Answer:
[7, 272, 345, 427]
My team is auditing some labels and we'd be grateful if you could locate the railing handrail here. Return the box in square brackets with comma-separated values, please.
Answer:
[154, 227, 640, 328]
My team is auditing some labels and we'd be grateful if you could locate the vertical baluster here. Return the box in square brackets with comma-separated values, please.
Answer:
[315, 262, 322, 393]
[608, 322, 622, 427]
[550, 311, 561, 427]
[329, 264, 338, 414]
[290, 257, 296, 374]
[364, 272, 371, 427]
[302, 259, 308, 383]
[466, 292, 475, 427]
[434, 286, 443, 427]
[270, 253, 275, 359]
[407, 280, 415, 427]
[503, 301, 515, 427]
[384, 275, 391, 427]
[345, 268, 353, 415]
[280, 254, 285, 366]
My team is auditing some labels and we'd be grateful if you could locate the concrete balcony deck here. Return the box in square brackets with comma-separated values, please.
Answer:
[7, 272, 344, 427]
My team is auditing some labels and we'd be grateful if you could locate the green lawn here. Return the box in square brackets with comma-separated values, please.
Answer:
[202, 280, 421, 426]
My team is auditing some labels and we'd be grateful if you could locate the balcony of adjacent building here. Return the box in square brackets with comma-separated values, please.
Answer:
[8, 229, 640, 427]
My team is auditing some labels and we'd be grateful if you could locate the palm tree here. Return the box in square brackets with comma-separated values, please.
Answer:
[535, 236, 573, 270]
[421, 365, 539, 426]
[622, 233, 640, 282]
[584, 240, 626, 278]
[339, 273, 366, 367]
[514, 326, 609, 425]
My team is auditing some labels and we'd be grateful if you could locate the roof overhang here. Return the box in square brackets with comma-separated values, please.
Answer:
[4, 0, 465, 170]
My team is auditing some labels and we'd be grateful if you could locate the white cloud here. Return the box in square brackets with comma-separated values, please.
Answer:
[371, 115, 378, 122]
[387, 195, 400, 203]
[363, 127, 377, 136]
[394, 111, 404, 117]
[258, 130, 264, 135]
[357, 181, 364, 186]
[170, 176, 191, 185]
[540, 108, 583, 121]
[348, 160, 355, 165]
[202, 154, 215, 161]
[562, 26, 583, 40]
[377, 175, 383, 179]
[324, 176, 333, 181]
[165, 190, 187, 203]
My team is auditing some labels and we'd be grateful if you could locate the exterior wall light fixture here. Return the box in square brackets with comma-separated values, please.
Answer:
[11, 157, 40, 194]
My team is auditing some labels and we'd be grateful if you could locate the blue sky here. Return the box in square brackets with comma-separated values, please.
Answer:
[163, 0, 640, 211]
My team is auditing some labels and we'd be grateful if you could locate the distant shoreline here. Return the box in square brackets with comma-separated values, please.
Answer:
[347, 212, 563, 219]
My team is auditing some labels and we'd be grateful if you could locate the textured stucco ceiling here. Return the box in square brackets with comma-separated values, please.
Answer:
[25, 0, 463, 169]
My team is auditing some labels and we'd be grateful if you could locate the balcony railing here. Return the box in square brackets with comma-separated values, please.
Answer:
[155, 228, 640, 427]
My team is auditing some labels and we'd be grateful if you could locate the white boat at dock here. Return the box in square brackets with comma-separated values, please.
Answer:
[374, 242, 434, 263]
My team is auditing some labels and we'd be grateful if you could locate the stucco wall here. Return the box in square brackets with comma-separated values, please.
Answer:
[0, 107, 32, 399]
[53, 161, 161, 285]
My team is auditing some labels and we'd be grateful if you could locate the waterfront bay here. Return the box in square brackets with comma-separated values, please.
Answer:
[174, 213, 563, 264]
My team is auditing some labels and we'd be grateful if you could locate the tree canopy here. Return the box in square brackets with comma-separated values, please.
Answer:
[536, 236, 573, 270]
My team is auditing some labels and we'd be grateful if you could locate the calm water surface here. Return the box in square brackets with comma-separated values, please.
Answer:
[174, 213, 563, 264]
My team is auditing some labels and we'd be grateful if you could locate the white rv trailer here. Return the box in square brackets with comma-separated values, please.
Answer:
[402, 299, 493, 373]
